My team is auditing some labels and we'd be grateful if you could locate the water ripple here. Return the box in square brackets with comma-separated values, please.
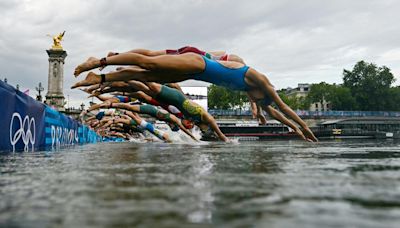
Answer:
[0, 139, 400, 227]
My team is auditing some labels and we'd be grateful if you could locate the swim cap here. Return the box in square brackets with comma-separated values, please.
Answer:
[168, 122, 180, 132]
[95, 111, 105, 120]
[182, 119, 194, 129]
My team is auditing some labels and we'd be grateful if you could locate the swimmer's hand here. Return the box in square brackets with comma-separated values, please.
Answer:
[294, 128, 313, 142]
[257, 113, 267, 125]
[224, 138, 233, 143]
[301, 127, 318, 142]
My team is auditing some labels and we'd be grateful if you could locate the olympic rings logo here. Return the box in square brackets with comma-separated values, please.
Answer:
[9, 112, 36, 152]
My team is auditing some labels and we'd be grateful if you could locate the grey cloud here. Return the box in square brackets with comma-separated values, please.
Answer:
[1, 0, 400, 107]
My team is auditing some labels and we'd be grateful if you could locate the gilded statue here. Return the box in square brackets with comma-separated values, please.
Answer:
[48, 31, 65, 49]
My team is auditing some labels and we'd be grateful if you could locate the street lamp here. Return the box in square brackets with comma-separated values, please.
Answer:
[35, 82, 44, 101]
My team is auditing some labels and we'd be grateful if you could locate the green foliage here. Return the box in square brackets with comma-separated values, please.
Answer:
[302, 61, 396, 111]
[326, 85, 357, 110]
[278, 91, 307, 110]
[208, 60, 399, 112]
[305, 82, 357, 110]
[343, 61, 395, 111]
[306, 82, 332, 105]
[207, 84, 248, 109]
[387, 86, 400, 111]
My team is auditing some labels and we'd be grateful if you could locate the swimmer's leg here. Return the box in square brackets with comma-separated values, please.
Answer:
[72, 68, 190, 89]
[74, 53, 204, 76]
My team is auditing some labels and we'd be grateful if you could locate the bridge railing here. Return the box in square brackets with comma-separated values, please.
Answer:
[208, 109, 400, 117]
[209, 109, 252, 116]
[295, 110, 400, 117]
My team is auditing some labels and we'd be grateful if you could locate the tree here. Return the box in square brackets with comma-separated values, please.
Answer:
[343, 61, 395, 111]
[306, 82, 332, 110]
[305, 82, 358, 111]
[207, 84, 248, 109]
[278, 91, 308, 110]
[327, 85, 357, 110]
[387, 86, 400, 111]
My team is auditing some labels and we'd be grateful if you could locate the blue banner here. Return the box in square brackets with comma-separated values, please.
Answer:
[0, 80, 100, 152]
[44, 107, 101, 148]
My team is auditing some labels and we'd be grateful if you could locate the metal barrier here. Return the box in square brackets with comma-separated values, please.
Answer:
[0, 80, 101, 152]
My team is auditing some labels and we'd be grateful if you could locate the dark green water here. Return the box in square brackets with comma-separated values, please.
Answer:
[1, 139, 400, 228]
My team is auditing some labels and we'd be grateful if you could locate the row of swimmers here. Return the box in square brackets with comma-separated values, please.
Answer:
[75, 46, 318, 143]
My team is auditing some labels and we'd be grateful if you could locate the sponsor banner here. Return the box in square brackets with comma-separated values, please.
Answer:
[44, 107, 101, 148]
[0, 80, 100, 152]
[0, 81, 45, 152]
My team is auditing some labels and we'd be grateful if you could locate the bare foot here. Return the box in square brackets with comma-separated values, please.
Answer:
[71, 72, 101, 89]
[74, 57, 100, 77]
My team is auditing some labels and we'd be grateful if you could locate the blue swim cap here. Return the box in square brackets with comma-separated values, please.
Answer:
[168, 122, 180, 132]
[95, 111, 105, 120]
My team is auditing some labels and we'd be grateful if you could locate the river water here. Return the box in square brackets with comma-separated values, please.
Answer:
[1, 139, 400, 228]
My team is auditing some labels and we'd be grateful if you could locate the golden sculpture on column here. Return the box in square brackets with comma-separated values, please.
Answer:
[48, 31, 65, 49]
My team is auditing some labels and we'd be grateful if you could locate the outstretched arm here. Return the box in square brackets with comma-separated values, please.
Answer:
[257, 76, 318, 142]
[99, 86, 132, 94]
[126, 114, 171, 143]
[270, 94, 317, 142]
[109, 102, 141, 113]
[203, 113, 230, 142]
[170, 116, 198, 141]
[87, 97, 117, 112]
[94, 94, 113, 102]
[247, 93, 267, 124]
[256, 105, 267, 125]
[263, 106, 309, 141]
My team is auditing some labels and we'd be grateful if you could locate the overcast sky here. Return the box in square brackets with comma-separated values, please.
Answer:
[0, 0, 399, 107]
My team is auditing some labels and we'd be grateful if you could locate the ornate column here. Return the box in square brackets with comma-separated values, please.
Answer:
[45, 31, 67, 111]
